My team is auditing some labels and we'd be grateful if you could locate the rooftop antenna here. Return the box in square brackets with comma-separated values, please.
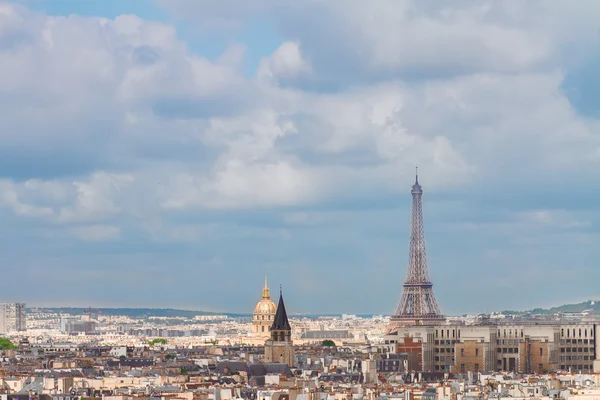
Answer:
[415, 166, 419, 184]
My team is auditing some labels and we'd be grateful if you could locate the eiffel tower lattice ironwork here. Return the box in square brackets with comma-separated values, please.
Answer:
[390, 169, 444, 328]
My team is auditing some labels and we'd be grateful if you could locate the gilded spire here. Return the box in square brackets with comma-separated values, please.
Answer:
[262, 276, 271, 299]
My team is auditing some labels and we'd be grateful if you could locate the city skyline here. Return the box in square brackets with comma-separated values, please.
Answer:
[1, 1, 600, 314]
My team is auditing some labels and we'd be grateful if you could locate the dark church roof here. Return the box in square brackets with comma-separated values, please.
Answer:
[271, 290, 291, 331]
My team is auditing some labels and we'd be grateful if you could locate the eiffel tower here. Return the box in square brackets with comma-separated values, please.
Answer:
[390, 169, 444, 330]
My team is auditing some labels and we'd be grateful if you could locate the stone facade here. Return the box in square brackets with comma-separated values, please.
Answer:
[264, 340, 295, 366]
[383, 322, 599, 373]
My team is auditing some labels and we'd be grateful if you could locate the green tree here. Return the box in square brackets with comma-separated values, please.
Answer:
[148, 338, 168, 346]
[322, 340, 336, 347]
[0, 338, 16, 350]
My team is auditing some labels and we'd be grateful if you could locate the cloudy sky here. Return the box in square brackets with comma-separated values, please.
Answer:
[1, 0, 600, 315]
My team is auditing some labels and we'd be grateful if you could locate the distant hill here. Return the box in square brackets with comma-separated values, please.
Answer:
[502, 300, 600, 315]
[28, 307, 250, 318]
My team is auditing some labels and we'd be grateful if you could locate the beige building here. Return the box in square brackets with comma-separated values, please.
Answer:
[252, 278, 277, 338]
[383, 322, 600, 374]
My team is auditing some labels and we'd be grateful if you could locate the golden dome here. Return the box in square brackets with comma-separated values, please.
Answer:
[254, 298, 277, 314]
[254, 277, 277, 315]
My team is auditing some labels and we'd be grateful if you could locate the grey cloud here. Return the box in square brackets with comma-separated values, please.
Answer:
[131, 45, 161, 65]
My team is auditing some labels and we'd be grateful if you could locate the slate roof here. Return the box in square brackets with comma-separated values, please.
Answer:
[271, 291, 291, 331]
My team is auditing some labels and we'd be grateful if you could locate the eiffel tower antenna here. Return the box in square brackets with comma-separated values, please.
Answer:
[389, 171, 444, 330]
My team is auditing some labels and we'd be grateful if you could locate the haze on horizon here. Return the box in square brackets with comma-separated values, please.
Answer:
[1, 1, 600, 315]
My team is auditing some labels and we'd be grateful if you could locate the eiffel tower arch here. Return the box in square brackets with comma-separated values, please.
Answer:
[389, 170, 445, 331]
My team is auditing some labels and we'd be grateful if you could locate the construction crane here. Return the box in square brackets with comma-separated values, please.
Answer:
[83, 307, 104, 334]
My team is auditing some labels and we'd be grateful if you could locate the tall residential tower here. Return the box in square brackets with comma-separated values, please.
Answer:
[0, 303, 26, 333]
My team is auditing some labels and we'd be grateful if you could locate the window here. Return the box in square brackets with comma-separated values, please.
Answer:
[540, 348, 543, 356]
[475, 348, 479, 356]
[460, 364, 465, 373]
[460, 348, 464, 357]
[474, 363, 480, 372]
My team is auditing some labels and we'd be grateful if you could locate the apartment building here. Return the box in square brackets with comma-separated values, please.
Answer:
[383, 322, 600, 374]
[0, 303, 27, 333]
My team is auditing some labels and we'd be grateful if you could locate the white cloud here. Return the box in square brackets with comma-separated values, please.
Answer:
[2, 1, 600, 312]
[160, 1, 600, 82]
[258, 41, 310, 83]
[57, 172, 133, 223]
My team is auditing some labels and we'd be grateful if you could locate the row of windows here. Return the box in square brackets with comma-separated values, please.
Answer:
[498, 329, 524, 339]
[434, 340, 456, 345]
[431, 327, 594, 341]
[560, 347, 590, 353]
[560, 355, 591, 361]
[435, 348, 454, 353]
[561, 328, 594, 338]
[560, 364, 591, 370]
[436, 329, 460, 339]
[560, 339, 594, 345]
[497, 347, 520, 354]
[254, 315, 273, 321]
[496, 339, 521, 345]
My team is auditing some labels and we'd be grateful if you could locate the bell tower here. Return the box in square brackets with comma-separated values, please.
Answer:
[264, 287, 294, 366]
